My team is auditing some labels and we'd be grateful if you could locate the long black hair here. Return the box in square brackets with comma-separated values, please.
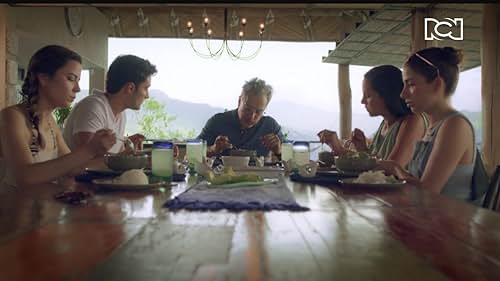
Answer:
[364, 65, 411, 118]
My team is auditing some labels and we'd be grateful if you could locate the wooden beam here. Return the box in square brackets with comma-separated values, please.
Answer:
[410, 8, 433, 53]
[346, 40, 409, 48]
[481, 4, 500, 174]
[338, 64, 352, 140]
[0, 5, 6, 110]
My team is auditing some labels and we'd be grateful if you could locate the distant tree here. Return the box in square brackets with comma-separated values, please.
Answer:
[136, 98, 198, 140]
[166, 128, 197, 140]
[137, 98, 176, 139]
[53, 107, 72, 129]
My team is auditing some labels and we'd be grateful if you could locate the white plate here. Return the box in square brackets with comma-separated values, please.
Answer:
[208, 178, 279, 188]
[340, 178, 406, 189]
[86, 168, 154, 176]
[233, 166, 284, 171]
[92, 179, 175, 191]
[316, 169, 359, 177]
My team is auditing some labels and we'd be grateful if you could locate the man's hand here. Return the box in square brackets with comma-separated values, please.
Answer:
[127, 133, 146, 150]
[261, 134, 281, 155]
[208, 135, 233, 156]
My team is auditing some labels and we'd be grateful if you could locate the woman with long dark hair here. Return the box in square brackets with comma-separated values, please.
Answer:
[0, 45, 116, 186]
[318, 65, 426, 167]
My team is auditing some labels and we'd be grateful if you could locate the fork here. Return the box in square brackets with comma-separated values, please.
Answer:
[117, 137, 134, 151]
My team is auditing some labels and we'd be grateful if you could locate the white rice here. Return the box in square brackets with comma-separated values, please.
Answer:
[353, 170, 392, 184]
[116, 169, 149, 185]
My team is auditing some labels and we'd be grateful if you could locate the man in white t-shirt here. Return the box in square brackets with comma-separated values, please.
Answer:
[63, 55, 157, 164]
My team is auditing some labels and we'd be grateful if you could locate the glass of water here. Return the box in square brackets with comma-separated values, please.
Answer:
[281, 140, 294, 162]
[293, 141, 310, 166]
[186, 139, 204, 170]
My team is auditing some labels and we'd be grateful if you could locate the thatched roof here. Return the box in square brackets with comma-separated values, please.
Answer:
[322, 3, 482, 71]
[95, 4, 382, 43]
[11, 3, 482, 69]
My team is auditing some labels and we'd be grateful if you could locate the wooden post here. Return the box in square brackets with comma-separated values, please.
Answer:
[410, 8, 435, 53]
[481, 4, 500, 174]
[0, 5, 7, 109]
[411, 9, 426, 53]
[338, 64, 352, 140]
[89, 67, 105, 93]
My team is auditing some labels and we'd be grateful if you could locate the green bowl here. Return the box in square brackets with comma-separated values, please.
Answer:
[104, 154, 149, 171]
[334, 155, 376, 172]
[318, 151, 335, 167]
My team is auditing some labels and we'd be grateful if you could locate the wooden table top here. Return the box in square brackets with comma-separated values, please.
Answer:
[1, 175, 499, 281]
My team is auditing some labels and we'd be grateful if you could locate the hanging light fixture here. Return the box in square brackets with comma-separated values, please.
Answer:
[186, 8, 265, 60]
[169, 9, 180, 37]
[137, 8, 151, 37]
[110, 14, 122, 37]
[301, 10, 314, 41]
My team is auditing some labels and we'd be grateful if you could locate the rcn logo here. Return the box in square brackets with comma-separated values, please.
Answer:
[424, 18, 464, 41]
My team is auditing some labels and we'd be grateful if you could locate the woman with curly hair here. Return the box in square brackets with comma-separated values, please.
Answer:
[0, 45, 116, 186]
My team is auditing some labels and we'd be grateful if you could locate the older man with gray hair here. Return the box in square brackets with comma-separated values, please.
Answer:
[197, 77, 283, 158]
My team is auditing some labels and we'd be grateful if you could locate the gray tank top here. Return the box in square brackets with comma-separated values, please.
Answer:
[408, 111, 475, 201]
[370, 113, 428, 163]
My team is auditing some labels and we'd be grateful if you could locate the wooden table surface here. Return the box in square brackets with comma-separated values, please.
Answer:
[1, 175, 499, 281]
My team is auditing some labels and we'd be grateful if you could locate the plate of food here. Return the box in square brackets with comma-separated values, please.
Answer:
[316, 169, 359, 178]
[208, 178, 279, 188]
[206, 167, 279, 188]
[339, 170, 406, 189]
[334, 151, 377, 173]
[92, 169, 174, 191]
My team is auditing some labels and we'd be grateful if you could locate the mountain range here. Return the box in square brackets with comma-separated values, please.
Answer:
[125, 89, 383, 141]
[78, 89, 482, 144]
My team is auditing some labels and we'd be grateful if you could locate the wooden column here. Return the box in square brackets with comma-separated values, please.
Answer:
[410, 8, 435, 53]
[481, 4, 500, 173]
[0, 5, 7, 109]
[338, 64, 351, 140]
[89, 67, 105, 93]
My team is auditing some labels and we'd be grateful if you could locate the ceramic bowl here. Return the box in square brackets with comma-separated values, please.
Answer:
[221, 156, 250, 169]
[104, 153, 149, 171]
[318, 151, 335, 167]
[334, 155, 376, 172]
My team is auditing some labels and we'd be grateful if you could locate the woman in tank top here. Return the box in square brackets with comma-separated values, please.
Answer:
[0, 45, 117, 187]
[318, 65, 426, 167]
[378, 47, 476, 202]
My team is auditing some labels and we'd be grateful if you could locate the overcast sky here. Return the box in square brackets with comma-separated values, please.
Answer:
[80, 38, 481, 114]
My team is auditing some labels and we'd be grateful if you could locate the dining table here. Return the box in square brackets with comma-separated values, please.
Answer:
[0, 173, 499, 281]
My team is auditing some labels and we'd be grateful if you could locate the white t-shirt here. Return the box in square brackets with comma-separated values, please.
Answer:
[63, 90, 126, 154]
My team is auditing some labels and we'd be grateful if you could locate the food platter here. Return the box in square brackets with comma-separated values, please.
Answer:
[92, 178, 174, 191]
